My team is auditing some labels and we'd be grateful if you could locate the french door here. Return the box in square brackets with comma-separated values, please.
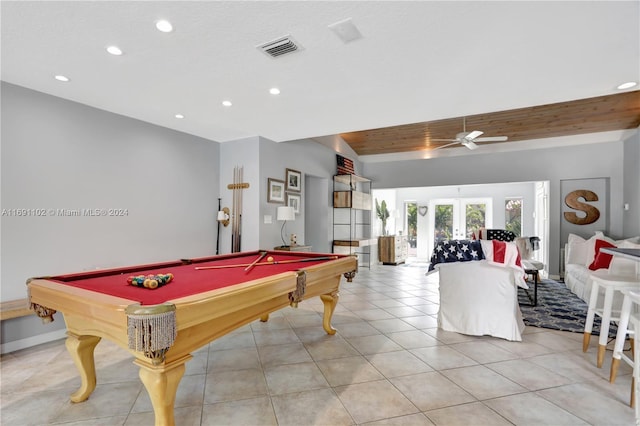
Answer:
[428, 198, 492, 250]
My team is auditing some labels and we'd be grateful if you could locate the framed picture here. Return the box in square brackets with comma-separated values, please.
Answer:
[286, 193, 301, 214]
[267, 178, 285, 203]
[285, 168, 302, 192]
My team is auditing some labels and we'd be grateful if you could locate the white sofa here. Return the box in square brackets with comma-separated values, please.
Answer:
[564, 232, 640, 305]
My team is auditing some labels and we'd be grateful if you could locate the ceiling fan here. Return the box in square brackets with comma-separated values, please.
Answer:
[432, 117, 508, 150]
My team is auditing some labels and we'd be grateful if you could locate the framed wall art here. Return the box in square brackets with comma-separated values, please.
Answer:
[285, 168, 302, 192]
[267, 178, 285, 203]
[286, 193, 301, 214]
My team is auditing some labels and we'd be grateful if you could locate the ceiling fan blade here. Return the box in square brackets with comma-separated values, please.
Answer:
[474, 136, 508, 142]
[430, 138, 457, 142]
[461, 140, 479, 150]
[466, 130, 483, 140]
[433, 141, 461, 150]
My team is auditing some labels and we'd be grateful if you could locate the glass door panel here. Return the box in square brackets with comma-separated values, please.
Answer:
[463, 202, 488, 239]
[405, 202, 417, 257]
[434, 203, 454, 243]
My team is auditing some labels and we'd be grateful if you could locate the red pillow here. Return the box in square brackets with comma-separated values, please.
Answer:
[588, 239, 617, 270]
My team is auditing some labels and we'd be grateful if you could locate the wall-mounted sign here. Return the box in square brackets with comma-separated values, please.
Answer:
[560, 178, 608, 246]
[564, 189, 600, 225]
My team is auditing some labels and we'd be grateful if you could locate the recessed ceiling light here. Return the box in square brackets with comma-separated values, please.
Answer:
[617, 81, 637, 90]
[156, 20, 173, 33]
[269, 87, 281, 95]
[106, 46, 123, 56]
[54, 75, 70, 82]
[222, 100, 232, 107]
[175, 114, 184, 119]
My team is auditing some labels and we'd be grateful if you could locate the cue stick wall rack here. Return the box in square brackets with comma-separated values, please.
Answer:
[228, 166, 250, 253]
[227, 183, 249, 190]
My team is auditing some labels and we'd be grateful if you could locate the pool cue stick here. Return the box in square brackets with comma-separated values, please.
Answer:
[195, 256, 339, 270]
[232, 166, 238, 252]
[235, 166, 241, 252]
[231, 167, 236, 252]
[238, 166, 243, 251]
[216, 197, 221, 255]
[235, 166, 239, 252]
[244, 251, 267, 272]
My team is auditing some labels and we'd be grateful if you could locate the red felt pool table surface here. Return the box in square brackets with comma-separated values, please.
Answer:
[48, 250, 340, 306]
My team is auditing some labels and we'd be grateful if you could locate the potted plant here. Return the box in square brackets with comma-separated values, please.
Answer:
[375, 199, 390, 236]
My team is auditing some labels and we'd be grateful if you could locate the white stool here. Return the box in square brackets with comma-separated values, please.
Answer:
[582, 271, 640, 368]
[609, 289, 639, 419]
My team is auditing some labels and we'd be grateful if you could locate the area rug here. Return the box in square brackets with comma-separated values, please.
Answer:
[518, 279, 617, 336]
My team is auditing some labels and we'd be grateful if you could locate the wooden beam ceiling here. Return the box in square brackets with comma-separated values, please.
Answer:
[340, 91, 640, 156]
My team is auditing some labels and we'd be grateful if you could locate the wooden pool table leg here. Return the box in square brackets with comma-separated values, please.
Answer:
[65, 333, 101, 402]
[320, 291, 339, 335]
[136, 356, 190, 426]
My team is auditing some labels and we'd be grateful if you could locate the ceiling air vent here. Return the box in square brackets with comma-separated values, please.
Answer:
[257, 35, 303, 58]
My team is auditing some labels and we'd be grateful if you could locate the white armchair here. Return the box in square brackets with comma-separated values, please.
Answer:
[437, 260, 525, 341]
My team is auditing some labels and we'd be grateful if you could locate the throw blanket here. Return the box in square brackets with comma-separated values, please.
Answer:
[428, 240, 484, 272]
[481, 239, 528, 288]
[428, 239, 528, 289]
[475, 228, 517, 242]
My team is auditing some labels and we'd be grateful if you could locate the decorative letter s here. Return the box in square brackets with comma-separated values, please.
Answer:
[564, 190, 600, 225]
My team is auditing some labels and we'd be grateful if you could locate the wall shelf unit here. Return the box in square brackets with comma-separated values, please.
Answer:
[332, 174, 375, 268]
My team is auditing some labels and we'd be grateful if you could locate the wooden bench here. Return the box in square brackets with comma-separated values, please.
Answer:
[0, 299, 33, 321]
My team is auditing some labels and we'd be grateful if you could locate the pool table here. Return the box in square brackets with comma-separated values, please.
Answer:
[27, 250, 357, 426]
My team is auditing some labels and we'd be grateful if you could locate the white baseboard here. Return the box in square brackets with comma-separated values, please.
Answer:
[1, 329, 67, 354]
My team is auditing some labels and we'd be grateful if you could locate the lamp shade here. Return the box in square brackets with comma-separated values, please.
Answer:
[277, 206, 295, 221]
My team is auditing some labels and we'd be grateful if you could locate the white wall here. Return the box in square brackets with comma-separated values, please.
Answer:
[1, 83, 219, 346]
[623, 131, 640, 236]
[305, 176, 331, 253]
[218, 136, 261, 253]
[258, 137, 352, 251]
[215, 135, 357, 254]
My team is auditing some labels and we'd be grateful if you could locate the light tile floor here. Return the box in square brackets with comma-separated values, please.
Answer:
[1, 264, 636, 425]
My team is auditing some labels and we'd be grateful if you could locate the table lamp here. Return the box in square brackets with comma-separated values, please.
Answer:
[277, 206, 295, 247]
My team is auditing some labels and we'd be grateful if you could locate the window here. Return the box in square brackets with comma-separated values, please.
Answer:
[505, 198, 522, 237]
